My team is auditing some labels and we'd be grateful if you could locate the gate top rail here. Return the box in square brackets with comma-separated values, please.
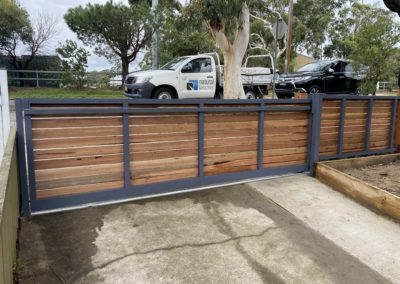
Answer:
[321, 94, 399, 100]
[17, 98, 312, 105]
[24, 106, 311, 115]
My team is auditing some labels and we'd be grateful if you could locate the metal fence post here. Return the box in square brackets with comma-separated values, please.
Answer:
[309, 94, 322, 175]
[36, 71, 39, 88]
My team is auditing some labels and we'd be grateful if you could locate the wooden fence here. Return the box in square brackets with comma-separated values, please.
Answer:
[16, 95, 399, 215]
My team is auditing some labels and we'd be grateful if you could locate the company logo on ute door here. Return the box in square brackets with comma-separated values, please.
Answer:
[187, 80, 199, 91]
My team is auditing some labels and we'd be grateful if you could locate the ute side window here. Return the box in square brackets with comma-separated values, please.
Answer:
[182, 58, 212, 73]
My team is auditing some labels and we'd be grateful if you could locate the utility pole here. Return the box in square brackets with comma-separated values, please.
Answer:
[285, 0, 295, 74]
[272, 18, 282, 98]
[151, 0, 159, 70]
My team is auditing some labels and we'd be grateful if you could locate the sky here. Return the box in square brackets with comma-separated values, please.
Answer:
[19, 0, 385, 71]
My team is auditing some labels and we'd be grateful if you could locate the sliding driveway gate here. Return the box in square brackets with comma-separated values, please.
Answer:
[16, 95, 399, 216]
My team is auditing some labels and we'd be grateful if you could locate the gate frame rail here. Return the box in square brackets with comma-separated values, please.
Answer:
[16, 98, 312, 216]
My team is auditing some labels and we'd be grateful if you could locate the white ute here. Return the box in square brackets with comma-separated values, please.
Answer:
[124, 53, 273, 99]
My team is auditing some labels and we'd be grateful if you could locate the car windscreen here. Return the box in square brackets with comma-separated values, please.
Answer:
[297, 61, 332, 72]
[161, 57, 189, 70]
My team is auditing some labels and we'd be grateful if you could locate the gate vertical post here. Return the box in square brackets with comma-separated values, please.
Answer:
[309, 94, 322, 175]
[257, 102, 265, 171]
[15, 99, 30, 216]
[123, 102, 131, 188]
[364, 98, 373, 152]
[23, 103, 38, 214]
[389, 98, 398, 151]
[395, 99, 400, 152]
[198, 102, 204, 178]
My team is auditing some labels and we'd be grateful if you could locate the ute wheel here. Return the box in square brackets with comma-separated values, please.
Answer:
[154, 87, 174, 99]
[245, 90, 256, 99]
[276, 93, 288, 99]
[214, 89, 223, 99]
[308, 85, 321, 95]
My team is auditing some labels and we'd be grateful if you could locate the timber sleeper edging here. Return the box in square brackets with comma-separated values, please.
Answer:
[315, 154, 400, 221]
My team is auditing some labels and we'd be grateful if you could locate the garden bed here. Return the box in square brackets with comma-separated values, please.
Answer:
[344, 160, 400, 198]
[316, 154, 400, 221]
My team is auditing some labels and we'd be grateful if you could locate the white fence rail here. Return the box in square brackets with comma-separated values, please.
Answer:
[377, 81, 398, 92]
[0, 69, 10, 162]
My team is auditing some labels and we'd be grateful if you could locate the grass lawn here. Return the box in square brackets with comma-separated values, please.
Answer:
[9, 88, 126, 99]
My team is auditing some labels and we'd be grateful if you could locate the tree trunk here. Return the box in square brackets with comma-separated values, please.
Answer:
[223, 49, 246, 99]
[121, 57, 129, 85]
[211, 3, 250, 99]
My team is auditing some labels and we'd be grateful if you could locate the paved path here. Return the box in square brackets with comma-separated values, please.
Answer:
[18, 174, 399, 283]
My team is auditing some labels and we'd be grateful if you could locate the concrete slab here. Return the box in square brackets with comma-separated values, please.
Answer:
[18, 175, 395, 284]
[249, 174, 400, 284]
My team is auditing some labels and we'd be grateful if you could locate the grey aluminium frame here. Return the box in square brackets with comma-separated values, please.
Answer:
[16, 95, 399, 216]
[319, 95, 399, 161]
[17, 98, 312, 216]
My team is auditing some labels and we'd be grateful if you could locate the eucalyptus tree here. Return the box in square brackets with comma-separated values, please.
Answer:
[192, 0, 250, 99]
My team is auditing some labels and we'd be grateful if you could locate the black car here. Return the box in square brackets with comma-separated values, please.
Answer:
[276, 60, 365, 98]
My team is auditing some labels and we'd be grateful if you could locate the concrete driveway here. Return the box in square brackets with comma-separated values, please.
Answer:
[18, 174, 400, 284]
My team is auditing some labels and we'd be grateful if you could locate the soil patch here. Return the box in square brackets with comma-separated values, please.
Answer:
[343, 159, 400, 198]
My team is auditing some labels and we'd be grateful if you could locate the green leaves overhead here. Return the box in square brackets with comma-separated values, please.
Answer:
[193, 0, 248, 44]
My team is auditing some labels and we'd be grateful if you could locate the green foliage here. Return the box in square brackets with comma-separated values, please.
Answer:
[57, 40, 90, 88]
[323, 2, 399, 94]
[160, 3, 217, 65]
[324, 3, 371, 58]
[0, 3, 32, 56]
[192, 0, 247, 44]
[139, 1, 217, 68]
[87, 70, 117, 88]
[293, 0, 345, 58]
[64, 1, 154, 80]
[349, 8, 400, 94]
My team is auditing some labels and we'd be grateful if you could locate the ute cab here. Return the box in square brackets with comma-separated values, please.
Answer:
[124, 55, 218, 99]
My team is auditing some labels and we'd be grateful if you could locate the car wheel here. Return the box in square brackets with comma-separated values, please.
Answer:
[154, 87, 174, 99]
[245, 90, 256, 99]
[308, 85, 321, 95]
